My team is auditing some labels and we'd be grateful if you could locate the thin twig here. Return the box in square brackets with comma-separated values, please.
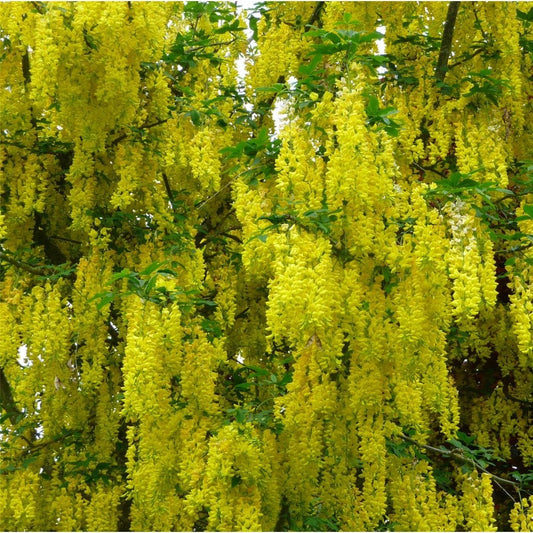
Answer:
[448, 47, 484, 70]
[49, 235, 82, 244]
[493, 191, 530, 205]
[473, 3, 489, 42]
[31, 1, 45, 14]
[0, 249, 49, 276]
[195, 168, 250, 211]
[219, 232, 243, 245]
[412, 162, 448, 179]
[111, 117, 170, 146]
[234, 307, 249, 320]
[0, 140, 26, 149]
[495, 243, 533, 255]
[0, 369, 23, 428]
[185, 39, 237, 54]
[400, 433, 521, 490]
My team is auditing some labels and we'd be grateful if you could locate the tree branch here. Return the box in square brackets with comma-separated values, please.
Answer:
[185, 39, 237, 54]
[161, 172, 176, 214]
[400, 433, 521, 489]
[31, 2, 45, 14]
[412, 161, 448, 179]
[306, 1, 325, 29]
[0, 368, 23, 427]
[49, 235, 82, 245]
[0, 248, 50, 276]
[219, 231, 243, 245]
[436, 2, 460, 83]
[111, 117, 170, 147]
[448, 46, 484, 70]
[33, 212, 68, 265]
[472, 4, 489, 42]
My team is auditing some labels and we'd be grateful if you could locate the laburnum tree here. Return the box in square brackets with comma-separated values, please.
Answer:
[0, 1, 532, 531]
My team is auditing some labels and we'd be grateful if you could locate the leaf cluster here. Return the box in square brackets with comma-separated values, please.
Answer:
[91, 261, 217, 313]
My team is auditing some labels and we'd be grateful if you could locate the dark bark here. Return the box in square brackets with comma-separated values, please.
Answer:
[0, 368, 22, 426]
[33, 212, 68, 265]
[307, 1, 324, 29]
[436, 2, 461, 82]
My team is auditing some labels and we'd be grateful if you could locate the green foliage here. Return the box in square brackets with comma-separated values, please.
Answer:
[364, 94, 402, 137]
[91, 262, 217, 312]
[248, 200, 342, 245]
[220, 127, 281, 186]
[448, 431, 503, 472]
[437, 69, 511, 106]
[253, 20, 391, 117]
[424, 163, 533, 257]
[305, 26, 383, 58]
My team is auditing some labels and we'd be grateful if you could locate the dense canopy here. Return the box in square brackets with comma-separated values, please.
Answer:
[0, 1, 532, 531]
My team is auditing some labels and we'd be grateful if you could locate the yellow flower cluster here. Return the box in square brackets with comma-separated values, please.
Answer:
[274, 336, 337, 526]
[275, 120, 325, 213]
[459, 471, 497, 531]
[48, 487, 87, 532]
[445, 199, 497, 320]
[509, 207, 533, 367]
[110, 144, 145, 210]
[85, 483, 123, 531]
[1, 470, 40, 531]
[388, 457, 460, 530]
[232, 178, 275, 278]
[267, 230, 342, 358]
[202, 424, 265, 531]
[469, 388, 517, 459]
[247, 3, 315, 99]
[72, 244, 114, 393]
[485, 3, 525, 133]
[122, 297, 172, 420]
[14, 283, 74, 436]
[188, 127, 223, 192]
[323, 83, 397, 258]
[511, 496, 533, 532]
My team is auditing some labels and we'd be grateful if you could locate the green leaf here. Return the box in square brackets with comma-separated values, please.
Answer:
[187, 109, 202, 126]
[201, 318, 222, 339]
[157, 268, 178, 277]
[246, 365, 269, 377]
[193, 298, 217, 307]
[142, 275, 158, 297]
[22, 456, 38, 468]
[517, 7, 533, 22]
[456, 431, 476, 445]
[95, 292, 116, 310]
[299, 53, 323, 76]
[523, 205, 533, 218]
[110, 268, 134, 283]
[231, 474, 242, 487]
[366, 95, 380, 115]
[255, 83, 285, 93]
[139, 261, 166, 276]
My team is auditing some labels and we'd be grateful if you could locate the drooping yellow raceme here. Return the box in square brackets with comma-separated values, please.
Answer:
[459, 471, 497, 532]
[201, 423, 273, 531]
[511, 496, 533, 532]
[445, 198, 497, 320]
[388, 456, 460, 531]
[509, 205, 533, 368]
